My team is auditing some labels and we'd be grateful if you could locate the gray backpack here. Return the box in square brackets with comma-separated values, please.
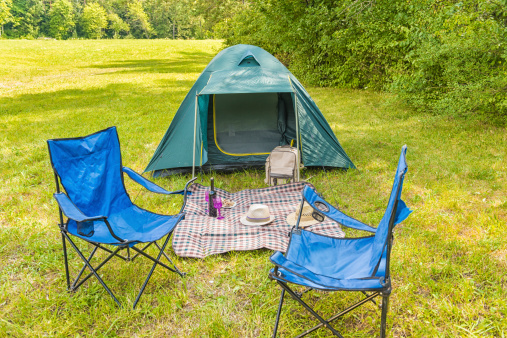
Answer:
[265, 145, 300, 186]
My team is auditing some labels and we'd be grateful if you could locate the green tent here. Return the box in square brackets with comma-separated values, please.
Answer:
[145, 44, 355, 177]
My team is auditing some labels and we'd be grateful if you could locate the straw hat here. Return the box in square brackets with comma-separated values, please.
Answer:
[240, 204, 275, 226]
[286, 202, 323, 228]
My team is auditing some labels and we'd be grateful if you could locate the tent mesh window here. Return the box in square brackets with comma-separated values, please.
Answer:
[238, 55, 260, 67]
[213, 93, 282, 155]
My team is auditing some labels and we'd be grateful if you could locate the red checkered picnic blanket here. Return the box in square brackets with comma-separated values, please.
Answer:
[172, 182, 344, 258]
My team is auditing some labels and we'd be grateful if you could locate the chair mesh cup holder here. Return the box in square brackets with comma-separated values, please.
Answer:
[77, 221, 94, 237]
[314, 200, 330, 213]
[311, 211, 325, 223]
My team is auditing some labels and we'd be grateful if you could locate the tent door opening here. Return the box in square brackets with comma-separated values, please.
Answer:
[208, 92, 297, 157]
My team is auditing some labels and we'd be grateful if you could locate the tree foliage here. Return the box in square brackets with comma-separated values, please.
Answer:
[80, 2, 108, 39]
[126, 0, 153, 38]
[1, 0, 243, 39]
[0, 0, 14, 36]
[8, 0, 45, 38]
[389, 1, 507, 121]
[195, 0, 245, 38]
[2, 0, 504, 122]
[48, 0, 75, 40]
[145, 0, 200, 39]
[219, 0, 507, 123]
[107, 12, 129, 38]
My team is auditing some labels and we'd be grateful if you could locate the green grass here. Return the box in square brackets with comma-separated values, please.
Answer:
[0, 39, 506, 337]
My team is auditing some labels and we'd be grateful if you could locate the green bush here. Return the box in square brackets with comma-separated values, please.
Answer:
[218, 1, 417, 89]
[219, 0, 507, 124]
[390, 1, 507, 121]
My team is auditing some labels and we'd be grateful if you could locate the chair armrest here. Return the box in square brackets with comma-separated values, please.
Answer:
[394, 199, 412, 226]
[303, 185, 377, 233]
[53, 193, 126, 243]
[180, 177, 198, 213]
[122, 167, 186, 195]
[53, 193, 107, 223]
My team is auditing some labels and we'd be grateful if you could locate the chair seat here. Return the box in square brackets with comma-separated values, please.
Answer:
[67, 205, 184, 246]
[270, 230, 388, 291]
[285, 230, 380, 278]
[270, 267, 385, 291]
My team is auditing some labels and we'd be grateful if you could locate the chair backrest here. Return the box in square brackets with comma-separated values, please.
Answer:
[368, 145, 411, 275]
[47, 127, 132, 218]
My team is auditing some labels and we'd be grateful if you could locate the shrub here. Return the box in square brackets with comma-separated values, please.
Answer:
[218, 0, 507, 124]
[390, 1, 507, 122]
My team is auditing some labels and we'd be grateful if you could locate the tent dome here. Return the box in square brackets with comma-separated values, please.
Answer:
[145, 44, 355, 176]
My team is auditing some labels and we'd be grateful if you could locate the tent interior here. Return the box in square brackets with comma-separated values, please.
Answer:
[204, 92, 297, 159]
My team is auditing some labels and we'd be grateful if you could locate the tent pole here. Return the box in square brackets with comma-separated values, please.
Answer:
[294, 93, 300, 182]
[192, 94, 198, 178]
[288, 76, 301, 182]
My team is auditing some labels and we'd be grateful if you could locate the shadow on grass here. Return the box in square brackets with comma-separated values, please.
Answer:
[89, 59, 208, 74]
[0, 82, 194, 118]
[85, 50, 214, 75]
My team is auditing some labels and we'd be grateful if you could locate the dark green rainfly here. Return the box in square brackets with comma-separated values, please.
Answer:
[145, 44, 355, 176]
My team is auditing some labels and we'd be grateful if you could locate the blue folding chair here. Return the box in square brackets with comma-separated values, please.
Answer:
[47, 127, 196, 309]
[269, 146, 412, 337]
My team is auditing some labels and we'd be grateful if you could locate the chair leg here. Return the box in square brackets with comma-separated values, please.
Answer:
[294, 292, 380, 338]
[380, 294, 390, 338]
[61, 231, 70, 290]
[272, 289, 285, 338]
[63, 232, 122, 307]
[90, 243, 128, 261]
[278, 281, 344, 338]
[72, 246, 123, 292]
[133, 235, 172, 309]
[154, 241, 185, 277]
[362, 291, 377, 305]
[131, 248, 178, 272]
[71, 246, 98, 290]
[130, 242, 152, 261]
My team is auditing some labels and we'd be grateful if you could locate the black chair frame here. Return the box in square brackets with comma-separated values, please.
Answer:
[269, 182, 401, 337]
[53, 171, 196, 309]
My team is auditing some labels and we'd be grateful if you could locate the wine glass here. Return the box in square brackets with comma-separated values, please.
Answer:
[214, 196, 224, 220]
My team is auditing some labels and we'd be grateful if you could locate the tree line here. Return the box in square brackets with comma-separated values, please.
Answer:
[1, 0, 505, 123]
[0, 0, 244, 39]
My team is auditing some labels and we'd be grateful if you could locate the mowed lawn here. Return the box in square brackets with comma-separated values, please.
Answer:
[0, 40, 506, 337]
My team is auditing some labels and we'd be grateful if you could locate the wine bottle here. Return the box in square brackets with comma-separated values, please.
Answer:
[208, 177, 217, 217]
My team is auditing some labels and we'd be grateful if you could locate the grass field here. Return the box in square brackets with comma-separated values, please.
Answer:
[0, 39, 506, 337]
